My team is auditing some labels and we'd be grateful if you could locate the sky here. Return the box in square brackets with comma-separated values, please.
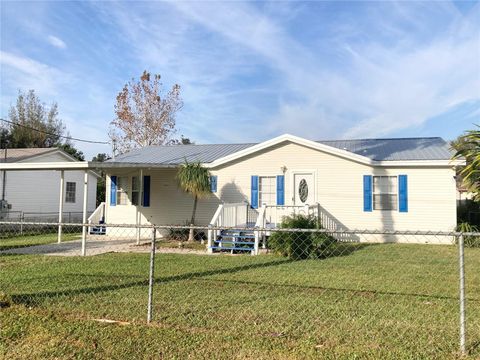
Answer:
[1, 1, 479, 160]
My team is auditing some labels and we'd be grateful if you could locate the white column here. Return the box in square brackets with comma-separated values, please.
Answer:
[57, 170, 64, 243]
[81, 170, 88, 256]
[136, 169, 143, 245]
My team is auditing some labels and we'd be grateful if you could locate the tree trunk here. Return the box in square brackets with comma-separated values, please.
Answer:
[188, 195, 198, 242]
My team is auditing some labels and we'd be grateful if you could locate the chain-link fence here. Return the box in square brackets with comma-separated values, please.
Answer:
[1, 221, 479, 358]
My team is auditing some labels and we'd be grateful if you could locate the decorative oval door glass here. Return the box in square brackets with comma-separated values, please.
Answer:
[299, 179, 308, 203]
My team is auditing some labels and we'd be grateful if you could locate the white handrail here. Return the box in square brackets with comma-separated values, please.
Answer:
[88, 202, 105, 223]
[207, 204, 224, 252]
[255, 205, 266, 228]
[209, 204, 225, 226]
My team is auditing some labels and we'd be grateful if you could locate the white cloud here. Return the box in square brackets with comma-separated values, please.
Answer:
[0, 51, 70, 96]
[171, 1, 480, 140]
[47, 35, 67, 49]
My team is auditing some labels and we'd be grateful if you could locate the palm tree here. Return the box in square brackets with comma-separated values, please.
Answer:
[177, 161, 212, 241]
[453, 126, 480, 201]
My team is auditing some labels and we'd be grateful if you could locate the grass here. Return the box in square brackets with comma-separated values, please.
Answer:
[0, 232, 81, 251]
[157, 238, 207, 251]
[1, 242, 479, 359]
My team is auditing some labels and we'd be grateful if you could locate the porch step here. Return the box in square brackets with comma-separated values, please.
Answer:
[209, 246, 254, 252]
[89, 226, 106, 235]
[213, 240, 255, 245]
[210, 229, 256, 254]
[219, 235, 254, 240]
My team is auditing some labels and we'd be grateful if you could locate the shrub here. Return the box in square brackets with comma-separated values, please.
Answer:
[268, 214, 336, 259]
[457, 222, 480, 248]
[167, 228, 206, 242]
[457, 200, 480, 226]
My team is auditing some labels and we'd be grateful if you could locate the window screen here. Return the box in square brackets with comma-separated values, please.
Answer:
[65, 182, 76, 203]
[259, 176, 276, 206]
[373, 176, 397, 210]
[116, 177, 129, 205]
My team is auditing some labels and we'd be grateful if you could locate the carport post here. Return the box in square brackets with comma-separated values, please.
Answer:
[58, 170, 64, 243]
[81, 170, 88, 256]
[136, 168, 143, 245]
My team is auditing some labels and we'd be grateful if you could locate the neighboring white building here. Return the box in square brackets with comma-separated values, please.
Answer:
[0, 148, 98, 221]
[98, 134, 462, 245]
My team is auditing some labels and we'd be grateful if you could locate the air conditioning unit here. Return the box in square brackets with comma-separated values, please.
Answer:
[0, 200, 11, 220]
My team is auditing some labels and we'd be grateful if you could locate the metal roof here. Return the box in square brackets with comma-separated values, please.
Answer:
[109, 137, 453, 165]
[111, 143, 256, 165]
[318, 137, 453, 161]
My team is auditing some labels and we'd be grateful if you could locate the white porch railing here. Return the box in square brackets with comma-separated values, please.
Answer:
[87, 202, 105, 233]
[208, 202, 321, 255]
[262, 204, 315, 228]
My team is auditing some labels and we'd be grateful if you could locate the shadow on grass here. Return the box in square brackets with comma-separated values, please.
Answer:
[8, 243, 373, 304]
[196, 278, 480, 303]
[10, 257, 295, 306]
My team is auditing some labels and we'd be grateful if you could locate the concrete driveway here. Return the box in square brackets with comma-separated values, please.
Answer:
[0, 239, 149, 257]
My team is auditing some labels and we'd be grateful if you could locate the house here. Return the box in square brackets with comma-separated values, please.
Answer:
[97, 134, 462, 247]
[0, 148, 98, 222]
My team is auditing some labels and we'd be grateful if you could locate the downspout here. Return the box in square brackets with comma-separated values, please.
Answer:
[1, 145, 6, 201]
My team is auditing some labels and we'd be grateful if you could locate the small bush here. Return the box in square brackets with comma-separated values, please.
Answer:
[457, 222, 480, 248]
[268, 214, 336, 260]
[167, 228, 206, 242]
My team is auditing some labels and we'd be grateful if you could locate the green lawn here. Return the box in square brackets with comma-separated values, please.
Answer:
[0, 232, 81, 251]
[157, 238, 207, 251]
[1, 243, 479, 359]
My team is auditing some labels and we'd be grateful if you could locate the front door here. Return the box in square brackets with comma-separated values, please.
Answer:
[293, 173, 315, 205]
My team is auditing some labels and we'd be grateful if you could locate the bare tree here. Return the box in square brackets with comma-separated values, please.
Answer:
[110, 71, 183, 153]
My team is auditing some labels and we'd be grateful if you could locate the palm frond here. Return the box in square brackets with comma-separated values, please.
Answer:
[176, 161, 212, 199]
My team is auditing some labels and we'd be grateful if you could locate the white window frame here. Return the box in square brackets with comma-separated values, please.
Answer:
[258, 176, 276, 206]
[116, 176, 129, 205]
[373, 176, 398, 211]
[65, 182, 76, 203]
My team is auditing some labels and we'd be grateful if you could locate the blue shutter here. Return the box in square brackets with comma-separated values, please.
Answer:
[143, 176, 151, 207]
[276, 175, 285, 205]
[398, 175, 408, 213]
[110, 176, 117, 206]
[251, 175, 259, 209]
[210, 175, 218, 193]
[363, 175, 372, 212]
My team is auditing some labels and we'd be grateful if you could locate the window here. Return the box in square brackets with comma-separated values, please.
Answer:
[65, 182, 76, 203]
[116, 176, 128, 205]
[373, 176, 397, 210]
[259, 176, 276, 206]
[131, 176, 141, 205]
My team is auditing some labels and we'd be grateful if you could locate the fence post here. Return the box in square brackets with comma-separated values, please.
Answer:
[207, 225, 213, 253]
[254, 228, 259, 255]
[147, 226, 156, 323]
[458, 234, 467, 355]
[20, 211, 24, 235]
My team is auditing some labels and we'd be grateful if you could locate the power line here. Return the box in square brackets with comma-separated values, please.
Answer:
[0, 118, 110, 145]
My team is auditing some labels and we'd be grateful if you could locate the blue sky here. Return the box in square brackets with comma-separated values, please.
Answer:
[1, 1, 479, 159]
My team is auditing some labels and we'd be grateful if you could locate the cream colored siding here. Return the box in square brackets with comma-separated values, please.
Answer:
[104, 141, 457, 243]
[210, 141, 456, 232]
[105, 169, 220, 227]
